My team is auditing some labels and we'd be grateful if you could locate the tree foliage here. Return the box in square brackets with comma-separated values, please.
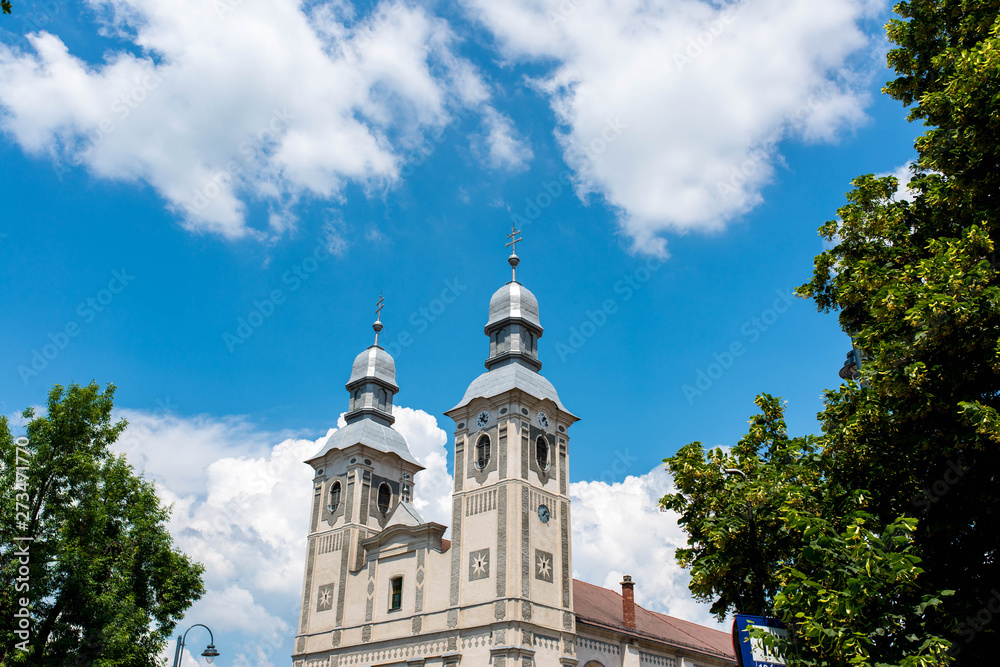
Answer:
[0, 383, 204, 667]
[663, 1, 1000, 664]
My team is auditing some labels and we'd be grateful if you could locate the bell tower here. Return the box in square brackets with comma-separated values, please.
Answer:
[293, 299, 426, 658]
[444, 226, 580, 665]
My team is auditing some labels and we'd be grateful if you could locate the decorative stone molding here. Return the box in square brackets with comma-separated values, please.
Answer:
[469, 548, 491, 581]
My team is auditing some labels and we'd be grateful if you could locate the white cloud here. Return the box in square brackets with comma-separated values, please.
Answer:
[390, 406, 454, 530]
[115, 405, 722, 656]
[114, 403, 452, 664]
[0, 0, 508, 239]
[570, 465, 722, 627]
[479, 107, 533, 171]
[464, 0, 885, 255]
[878, 161, 916, 202]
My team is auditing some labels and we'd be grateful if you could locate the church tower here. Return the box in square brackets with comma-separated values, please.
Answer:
[293, 232, 581, 667]
[293, 300, 431, 657]
[443, 226, 580, 664]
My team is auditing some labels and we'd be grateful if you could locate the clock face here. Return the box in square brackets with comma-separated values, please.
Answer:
[536, 411, 549, 428]
[537, 504, 550, 523]
[476, 410, 491, 429]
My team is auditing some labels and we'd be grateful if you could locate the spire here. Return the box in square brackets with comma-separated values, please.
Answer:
[506, 223, 522, 282]
[373, 292, 384, 346]
[483, 224, 542, 372]
[344, 297, 399, 427]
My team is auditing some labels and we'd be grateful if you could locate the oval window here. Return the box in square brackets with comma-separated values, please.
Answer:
[536, 436, 549, 470]
[329, 480, 342, 512]
[476, 434, 491, 470]
[377, 483, 392, 515]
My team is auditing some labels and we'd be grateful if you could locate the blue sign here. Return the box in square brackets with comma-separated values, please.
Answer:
[732, 614, 787, 667]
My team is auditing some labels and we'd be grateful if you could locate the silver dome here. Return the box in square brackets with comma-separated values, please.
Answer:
[486, 282, 542, 332]
[348, 345, 398, 389]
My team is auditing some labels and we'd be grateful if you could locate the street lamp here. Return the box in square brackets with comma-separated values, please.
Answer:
[172, 623, 220, 666]
[724, 468, 768, 617]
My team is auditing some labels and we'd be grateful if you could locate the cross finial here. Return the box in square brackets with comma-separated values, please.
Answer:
[505, 223, 522, 282]
[373, 292, 384, 346]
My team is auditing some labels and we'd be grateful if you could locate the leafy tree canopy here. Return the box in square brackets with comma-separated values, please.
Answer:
[0, 382, 204, 667]
[663, 1, 1000, 664]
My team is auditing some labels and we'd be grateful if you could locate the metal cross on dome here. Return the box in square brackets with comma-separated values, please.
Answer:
[505, 223, 523, 281]
[373, 292, 384, 345]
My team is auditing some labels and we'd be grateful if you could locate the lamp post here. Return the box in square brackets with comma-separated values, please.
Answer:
[172, 623, 220, 667]
[724, 468, 768, 617]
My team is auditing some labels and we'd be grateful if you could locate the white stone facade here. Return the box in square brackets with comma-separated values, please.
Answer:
[292, 269, 734, 667]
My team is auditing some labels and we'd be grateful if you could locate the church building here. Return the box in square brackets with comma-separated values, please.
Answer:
[291, 236, 735, 667]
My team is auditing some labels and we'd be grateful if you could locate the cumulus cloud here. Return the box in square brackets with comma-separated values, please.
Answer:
[570, 465, 721, 627]
[879, 160, 917, 202]
[115, 403, 452, 666]
[464, 0, 885, 255]
[0, 0, 514, 239]
[114, 402, 719, 661]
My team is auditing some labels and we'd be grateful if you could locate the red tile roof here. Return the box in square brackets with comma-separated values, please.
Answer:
[573, 579, 735, 663]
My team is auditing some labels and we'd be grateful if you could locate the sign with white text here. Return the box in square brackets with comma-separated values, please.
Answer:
[732, 615, 787, 667]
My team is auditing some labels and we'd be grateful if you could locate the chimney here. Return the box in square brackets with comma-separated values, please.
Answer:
[621, 575, 636, 630]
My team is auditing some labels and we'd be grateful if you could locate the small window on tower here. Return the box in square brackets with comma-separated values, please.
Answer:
[377, 483, 392, 515]
[536, 436, 549, 470]
[389, 576, 403, 611]
[402, 484, 411, 503]
[476, 434, 491, 470]
[378, 388, 388, 410]
[526, 330, 534, 353]
[329, 481, 342, 512]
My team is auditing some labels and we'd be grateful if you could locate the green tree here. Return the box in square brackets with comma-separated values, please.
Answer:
[0, 382, 204, 666]
[663, 1, 1000, 664]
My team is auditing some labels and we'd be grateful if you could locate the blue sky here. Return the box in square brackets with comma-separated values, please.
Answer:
[1, 0, 918, 664]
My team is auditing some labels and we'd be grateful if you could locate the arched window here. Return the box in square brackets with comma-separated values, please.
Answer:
[329, 481, 342, 512]
[536, 435, 549, 470]
[378, 388, 388, 410]
[475, 434, 491, 470]
[377, 483, 392, 515]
